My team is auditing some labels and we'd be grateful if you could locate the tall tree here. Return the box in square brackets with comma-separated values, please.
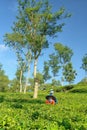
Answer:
[16, 50, 32, 93]
[16, 51, 26, 92]
[24, 51, 32, 93]
[54, 43, 73, 85]
[15, 68, 23, 92]
[4, 0, 71, 98]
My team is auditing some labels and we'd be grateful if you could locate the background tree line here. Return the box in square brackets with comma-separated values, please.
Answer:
[0, 51, 87, 93]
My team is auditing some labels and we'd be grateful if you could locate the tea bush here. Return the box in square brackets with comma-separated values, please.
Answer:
[0, 87, 87, 130]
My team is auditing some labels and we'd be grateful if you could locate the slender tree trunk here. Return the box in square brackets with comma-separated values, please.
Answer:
[24, 67, 30, 94]
[20, 70, 23, 93]
[33, 58, 38, 98]
[61, 65, 65, 86]
[24, 57, 31, 94]
[61, 76, 64, 86]
[33, 81, 38, 98]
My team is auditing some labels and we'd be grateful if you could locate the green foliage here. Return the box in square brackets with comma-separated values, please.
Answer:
[0, 63, 9, 92]
[43, 61, 51, 82]
[55, 85, 74, 92]
[51, 79, 61, 87]
[45, 43, 75, 85]
[29, 78, 34, 87]
[9, 78, 20, 92]
[78, 77, 87, 85]
[4, 0, 70, 59]
[63, 62, 77, 84]
[49, 53, 61, 77]
[36, 72, 44, 84]
[81, 53, 87, 76]
[70, 84, 87, 93]
[0, 87, 87, 129]
[54, 43, 73, 64]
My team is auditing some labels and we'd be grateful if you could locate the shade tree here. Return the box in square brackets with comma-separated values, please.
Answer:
[4, 0, 71, 98]
[43, 43, 77, 86]
[54, 43, 73, 85]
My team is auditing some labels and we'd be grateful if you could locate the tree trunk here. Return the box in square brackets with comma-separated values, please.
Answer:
[20, 70, 23, 93]
[33, 80, 38, 98]
[33, 58, 38, 98]
[24, 57, 31, 94]
[24, 67, 29, 94]
[61, 75, 64, 86]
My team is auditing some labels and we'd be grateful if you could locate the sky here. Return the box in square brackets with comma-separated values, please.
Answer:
[0, 0, 87, 84]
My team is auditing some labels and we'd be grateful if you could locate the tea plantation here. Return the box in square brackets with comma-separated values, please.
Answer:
[0, 85, 87, 130]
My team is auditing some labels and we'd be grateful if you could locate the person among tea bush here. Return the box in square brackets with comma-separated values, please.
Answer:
[49, 89, 54, 96]
[45, 89, 57, 105]
[46, 97, 55, 105]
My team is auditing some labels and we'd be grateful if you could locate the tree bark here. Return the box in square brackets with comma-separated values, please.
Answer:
[61, 76, 64, 86]
[24, 67, 29, 94]
[20, 70, 23, 93]
[33, 58, 38, 98]
[24, 57, 31, 94]
[33, 80, 38, 98]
